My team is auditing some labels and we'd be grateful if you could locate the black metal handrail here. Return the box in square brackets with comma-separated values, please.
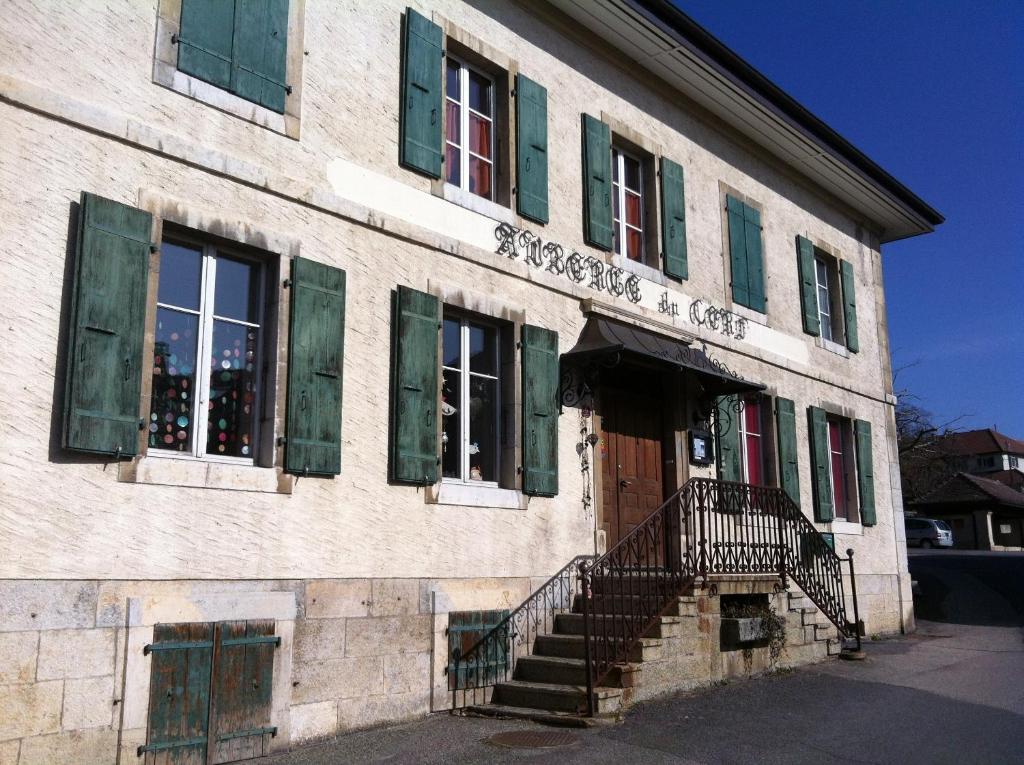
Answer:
[449, 554, 594, 710]
[581, 478, 859, 713]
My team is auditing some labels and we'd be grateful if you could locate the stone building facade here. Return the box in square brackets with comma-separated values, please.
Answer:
[0, 0, 941, 762]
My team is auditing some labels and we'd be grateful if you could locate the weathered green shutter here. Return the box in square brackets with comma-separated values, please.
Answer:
[716, 395, 741, 483]
[178, 0, 235, 90]
[581, 114, 613, 250]
[285, 258, 346, 476]
[808, 406, 834, 522]
[743, 202, 765, 312]
[521, 324, 559, 497]
[775, 397, 800, 505]
[447, 609, 510, 690]
[727, 196, 765, 312]
[144, 623, 214, 761]
[209, 621, 277, 762]
[515, 74, 548, 224]
[660, 157, 688, 280]
[726, 195, 749, 308]
[399, 8, 443, 177]
[840, 259, 859, 353]
[64, 193, 151, 457]
[231, 0, 290, 113]
[796, 236, 820, 336]
[854, 419, 876, 526]
[390, 286, 440, 484]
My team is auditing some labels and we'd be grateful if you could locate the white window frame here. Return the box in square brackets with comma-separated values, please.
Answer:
[441, 314, 502, 486]
[814, 255, 835, 342]
[148, 238, 266, 467]
[612, 147, 645, 261]
[445, 55, 495, 202]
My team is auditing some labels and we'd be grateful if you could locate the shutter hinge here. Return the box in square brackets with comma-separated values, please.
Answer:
[170, 33, 179, 45]
[283, 278, 292, 288]
[277, 437, 287, 446]
[285, 84, 293, 95]
[138, 419, 145, 431]
[149, 243, 158, 253]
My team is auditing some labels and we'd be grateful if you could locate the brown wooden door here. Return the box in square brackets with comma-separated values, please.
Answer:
[599, 389, 665, 549]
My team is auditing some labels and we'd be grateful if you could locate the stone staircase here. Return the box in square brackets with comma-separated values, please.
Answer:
[468, 580, 842, 724]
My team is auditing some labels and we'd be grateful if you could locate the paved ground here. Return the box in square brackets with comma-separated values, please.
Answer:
[265, 552, 1024, 764]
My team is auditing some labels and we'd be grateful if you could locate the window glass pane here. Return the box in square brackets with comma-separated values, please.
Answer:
[213, 256, 259, 323]
[469, 113, 491, 159]
[468, 376, 498, 482]
[468, 69, 491, 115]
[624, 191, 642, 227]
[815, 258, 829, 286]
[206, 320, 259, 458]
[468, 323, 497, 376]
[446, 145, 461, 187]
[441, 368, 462, 479]
[149, 308, 200, 452]
[469, 156, 492, 199]
[612, 151, 620, 182]
[446, 101, 461, 145]
[622, 155, 641, 191]
[626, 228, 643, 262]
[446, 59, 460, 100]
[442, 318, 461, 368]
[158, 241, 202, 310]
[613, 223, 621, 256]
[612, 182, 620, 222]
[828, 420, 846, 516]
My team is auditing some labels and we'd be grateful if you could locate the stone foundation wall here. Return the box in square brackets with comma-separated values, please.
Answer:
[0, 576, 536, 764]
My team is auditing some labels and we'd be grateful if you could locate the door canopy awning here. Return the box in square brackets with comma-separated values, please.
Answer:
[562, 316, 763, 396]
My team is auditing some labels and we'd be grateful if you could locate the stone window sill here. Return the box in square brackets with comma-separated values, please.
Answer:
[830, 519, 863, 536]
[608, 253, 667, 286]
[119, 455, 293, 494]
[817, 336, 850, 358]
[731, 302, 768, 327]
[441, 183, 517, 225]
[426, 481, 528, 509]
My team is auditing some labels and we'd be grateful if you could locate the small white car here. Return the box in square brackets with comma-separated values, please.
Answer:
[905, 517, 954, 549]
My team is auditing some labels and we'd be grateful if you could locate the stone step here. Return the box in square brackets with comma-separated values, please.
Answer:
[814, 623, 838, 640]
[554, 613, 683, 639]
[534, 633, 663, 662]
[514, 654, 639, 687]
[825, 638, 844, 656]
[491, 680, 623, 715]
[465, 703, 598, 728]
[588, 574, 682, 596]
[572, 592, 675, 615]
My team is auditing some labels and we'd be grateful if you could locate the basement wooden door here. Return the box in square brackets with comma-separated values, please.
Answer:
[599, 389, 665, 549]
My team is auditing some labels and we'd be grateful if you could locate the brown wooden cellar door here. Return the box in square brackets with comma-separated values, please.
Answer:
[599, 389, 665, 549]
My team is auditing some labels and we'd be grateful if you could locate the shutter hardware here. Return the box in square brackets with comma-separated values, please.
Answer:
[171, 35, 291, 94]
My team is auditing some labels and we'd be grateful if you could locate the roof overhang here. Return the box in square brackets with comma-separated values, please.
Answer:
[563, 316, 763, 396]
[545, 0, 944, 243]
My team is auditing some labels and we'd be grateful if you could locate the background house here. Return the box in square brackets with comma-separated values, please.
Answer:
[911, 472, 1024, 551]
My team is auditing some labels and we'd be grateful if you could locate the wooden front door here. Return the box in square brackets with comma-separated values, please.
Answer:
[599, 389, 665, 549]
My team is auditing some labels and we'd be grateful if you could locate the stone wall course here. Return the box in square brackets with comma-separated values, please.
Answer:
[345, 616, 432, 658]
[0, 582, 98, 632]
[16, 728, 118, 765]
[290, 656, 384, 704]
[0, 681, 62, 741]
[0, 631, 38, 684]
[290, 700, 340, 744]
[36, 628, 115, 681]
[61, 675, 114, 731]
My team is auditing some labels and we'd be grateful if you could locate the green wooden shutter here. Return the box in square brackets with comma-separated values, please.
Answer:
[515, 74, 549, 224]
[209, 621, 277, 762]
[399, 8, 443, 178]
[581, 114, 612, 250]
[447, 609, 510, 690]
[716, 395, 741, 483]
[854, 419, 876, 526]
[743, 202, 766, 312]
[231, 0, 290, 113]
[726, 195, 749, 308]
[521, 324, 559, 497]
[390, 286, 440, 484]
[660, 157, 688, 280]
[285, 257, 346, 476]
[144, 623, 214, 760]
[840, 259, 859, 353]
[775, 397, 800, 505]
[178, 0, 235, 90]
[796, 236, 820, 336]
[808, 406, 834, 522]
[64, 193, 151, 457]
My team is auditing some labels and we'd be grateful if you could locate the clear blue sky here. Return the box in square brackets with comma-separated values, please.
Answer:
[677, 1, 1024, 436]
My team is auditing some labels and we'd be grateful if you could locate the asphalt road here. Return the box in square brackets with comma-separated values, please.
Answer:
[266, 552, 1024, 764]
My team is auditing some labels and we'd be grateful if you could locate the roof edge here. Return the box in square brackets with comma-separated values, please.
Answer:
[628, 0, 945, 230]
